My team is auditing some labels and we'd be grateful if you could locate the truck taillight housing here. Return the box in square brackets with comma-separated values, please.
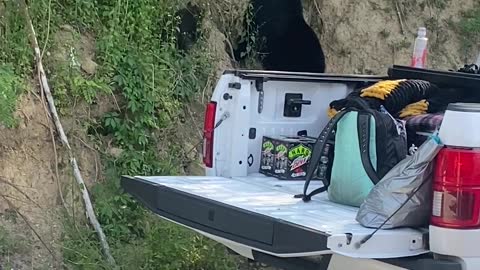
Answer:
[431, 147, 480, 229]
[203, 102, 217, 168]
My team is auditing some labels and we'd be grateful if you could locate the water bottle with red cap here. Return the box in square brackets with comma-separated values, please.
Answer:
[410, 27, 428, 68]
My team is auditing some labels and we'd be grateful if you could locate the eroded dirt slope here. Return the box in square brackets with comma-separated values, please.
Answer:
[305, 0, 477, 74]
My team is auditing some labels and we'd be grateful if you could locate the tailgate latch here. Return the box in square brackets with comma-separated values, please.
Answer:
[284, 93, 311, 117]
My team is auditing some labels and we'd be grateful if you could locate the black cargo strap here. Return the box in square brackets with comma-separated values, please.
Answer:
[357, 113, 380, 184]
[295, 110, 349, 202]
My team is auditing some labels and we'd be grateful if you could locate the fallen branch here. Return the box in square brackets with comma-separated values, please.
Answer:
[395, 1, 405, 35]
[33, 71, 70, 214]
[73, 136, 102, 183]
[19, 1, 117, 267]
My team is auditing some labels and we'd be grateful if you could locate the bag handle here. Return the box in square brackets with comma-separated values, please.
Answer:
[296, 109, 349, 202]
[347, 96, 375, 111]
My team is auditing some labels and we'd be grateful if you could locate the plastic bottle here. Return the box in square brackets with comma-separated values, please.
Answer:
[475, 51, 480, 67]
[410, 27, 428, 68]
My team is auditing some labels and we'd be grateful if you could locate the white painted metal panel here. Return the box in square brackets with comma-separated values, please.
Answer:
[136, 174, 428, 259]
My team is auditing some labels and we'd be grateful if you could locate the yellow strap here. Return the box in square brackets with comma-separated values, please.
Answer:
[399, 100, 429, 118]
[327, 107, 338, 119]
[360, 79, 406, 100]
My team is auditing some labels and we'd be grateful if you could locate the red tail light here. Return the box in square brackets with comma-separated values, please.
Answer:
[431, 147, 480, 229]
[203, 102, 217, 168]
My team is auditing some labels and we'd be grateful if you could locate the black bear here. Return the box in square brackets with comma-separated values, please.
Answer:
[175, 3, 202, 52]
[234, 0, 326, 73]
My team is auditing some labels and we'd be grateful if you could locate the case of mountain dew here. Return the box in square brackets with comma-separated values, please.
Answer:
[260, 136, 276, 176]
[260, 135, 316, 180]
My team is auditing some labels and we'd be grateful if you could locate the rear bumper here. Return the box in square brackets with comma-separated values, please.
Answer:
[430, 225, 480, 258]
[159, 215, 462, 270]
[252, 251, 462, 270]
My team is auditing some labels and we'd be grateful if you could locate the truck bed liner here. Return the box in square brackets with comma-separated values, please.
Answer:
[122, 174, 428, 258]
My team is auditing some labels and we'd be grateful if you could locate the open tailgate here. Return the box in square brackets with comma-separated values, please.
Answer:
[121, 174, 429, 259]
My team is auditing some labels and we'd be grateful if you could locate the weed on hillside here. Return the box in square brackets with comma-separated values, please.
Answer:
[457, 4, 480, 58]
[1, 0, 238, 269]
[0, 225, 29, 268]
[0, 65, 24, 128]
[55, 0, 231, 268]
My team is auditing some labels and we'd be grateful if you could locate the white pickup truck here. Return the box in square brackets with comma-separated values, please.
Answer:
[122, 67, 480, 270]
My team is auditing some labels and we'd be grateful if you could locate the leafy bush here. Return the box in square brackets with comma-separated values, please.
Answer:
[2, 0, 236, 268]
[28, 0, 233, 269]
[0, 1, 33, 75]
[49, 62, 110, 113]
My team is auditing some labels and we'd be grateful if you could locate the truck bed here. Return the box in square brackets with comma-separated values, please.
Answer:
[121, 69, 471, 270]
[122, 174, 428, 259]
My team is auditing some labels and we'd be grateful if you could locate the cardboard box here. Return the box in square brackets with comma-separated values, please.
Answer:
[259, 136, 275, 176]
[260, 135, 317, 180]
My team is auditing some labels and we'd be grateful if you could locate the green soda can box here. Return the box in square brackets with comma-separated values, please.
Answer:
[259, 136, 275, 176]
[274, 142, 289, 176]
[277, 136, 315, 180]
[260, 135, 316, 180]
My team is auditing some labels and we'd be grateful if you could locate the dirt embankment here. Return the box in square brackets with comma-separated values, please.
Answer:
[305, 0, 478, 74]
[0, 25, 104, 268]
[0, 0, 477, 268]
[196, 0, 478, 76]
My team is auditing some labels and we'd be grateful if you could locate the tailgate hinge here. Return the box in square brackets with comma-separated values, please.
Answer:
[255, 79, 264, 114]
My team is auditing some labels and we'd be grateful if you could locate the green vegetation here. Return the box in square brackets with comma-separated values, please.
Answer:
[0, 226, 28, 268]
[0, 65, 23, 128]
[236, 3, 258, 59]
[49, 61, 110, 113]
[63, 170, 237, 269]
[1, 0, 238, 269]
[0, 1, 28, 128]
[231, 2, 264, 68]
[0, 226, 25, 254]
[0, 1, 33, 75]
[457, 4, 480, 55]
